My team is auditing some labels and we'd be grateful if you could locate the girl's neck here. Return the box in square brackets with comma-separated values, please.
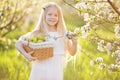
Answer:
[48, 25, 57, 32]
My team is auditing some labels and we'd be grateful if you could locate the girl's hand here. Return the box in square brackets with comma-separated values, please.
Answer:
[24, 51, 38, 61]
[66, 31, 77, 40]
[71, 33, 78, 44]
[71, 28, 79, 43]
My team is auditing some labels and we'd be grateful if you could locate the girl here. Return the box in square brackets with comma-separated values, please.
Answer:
[15, 2, 78, 80]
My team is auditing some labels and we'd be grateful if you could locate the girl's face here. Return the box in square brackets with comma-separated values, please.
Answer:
[45, 7, 58, 27]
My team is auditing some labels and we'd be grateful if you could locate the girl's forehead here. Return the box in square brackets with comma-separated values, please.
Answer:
[47, 6, 58, 11]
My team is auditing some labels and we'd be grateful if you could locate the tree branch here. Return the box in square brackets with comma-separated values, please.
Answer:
[1, 12, 26, 37]
[63, 0, 81, 12]
[107, 0, 120, 16]
[0, 0, 18, 30]
[63, 0, 120, 24]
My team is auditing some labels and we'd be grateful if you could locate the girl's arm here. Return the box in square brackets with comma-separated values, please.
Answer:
[66, 36, 78, 56]
[15, 34, 37, 61]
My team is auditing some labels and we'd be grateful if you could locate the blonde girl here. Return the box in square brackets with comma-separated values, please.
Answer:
[15, 2, 78, 80]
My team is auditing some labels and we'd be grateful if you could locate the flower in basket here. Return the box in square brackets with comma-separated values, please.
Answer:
[29, 34, 46, 43]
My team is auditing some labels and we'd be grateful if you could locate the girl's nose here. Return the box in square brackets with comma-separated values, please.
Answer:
[51, 15, 56, 18]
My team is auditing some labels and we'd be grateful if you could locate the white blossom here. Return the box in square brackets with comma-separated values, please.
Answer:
[84, 13, 89, 21]
[115, 49, 120, 55]
[89, 0, 94, 1]
[116, 58, 120, 65]
[85, 22, 90, 31]
[108, 13, 114, 21]
[90, 60, 95, 66]
[7, 39, 12, 45]
[96, 57, 103, 63]
[81, 23, 91, 38]
[104, 42, 113, 55]
[96, 0, 102, 2]
[115, 50, 120, 58]
[108, 13, 118, 21]
[94, 3, 101, 11]
[114, 26, 120, 33]
[74, 28, 80, 34]
[93, 24, 98, 29]
[108, 64, 119, 72]
[114, 25, 120, 38]
[75, 2, 86, 10]
[81, 28, 88, 38]
[102, 7, 110, 15]
[97, 40, 105, 52]
[99, 63, 106, 70]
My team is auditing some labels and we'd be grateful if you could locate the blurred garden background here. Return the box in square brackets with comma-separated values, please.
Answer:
[0, 0, 120, 80]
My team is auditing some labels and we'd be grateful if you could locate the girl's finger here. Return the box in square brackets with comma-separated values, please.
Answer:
[28, 51, 34, 55]
[32, 56, 38, 60]
[28, 56, 37, 61]
[71, 36, 78, 40]
[71, 33, 77, 36]
[30, 56, 38, 61]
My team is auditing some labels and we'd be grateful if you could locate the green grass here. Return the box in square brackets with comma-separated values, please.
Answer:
[0, 50, 31, 80]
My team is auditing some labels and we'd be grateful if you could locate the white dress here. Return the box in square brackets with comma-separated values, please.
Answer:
[29, 32, 66, 80]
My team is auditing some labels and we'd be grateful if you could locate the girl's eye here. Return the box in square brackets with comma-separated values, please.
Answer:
[55, 14, 58, 17]
[48, 13, 52, 16]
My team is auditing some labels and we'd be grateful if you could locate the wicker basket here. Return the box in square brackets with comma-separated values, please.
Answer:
[21, 40, 54, 61]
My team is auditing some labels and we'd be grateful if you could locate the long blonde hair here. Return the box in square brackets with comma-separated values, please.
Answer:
[33, 2, 67, 36]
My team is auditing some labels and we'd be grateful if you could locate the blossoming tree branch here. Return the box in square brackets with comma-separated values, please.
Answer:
[63, 0, 120, 72]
